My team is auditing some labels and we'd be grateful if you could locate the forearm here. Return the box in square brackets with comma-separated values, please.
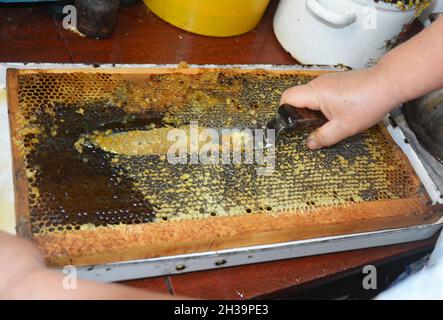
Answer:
[0, 231, 182, 300]
[375, 16, 443, 108]
[5, 268, 177, 300]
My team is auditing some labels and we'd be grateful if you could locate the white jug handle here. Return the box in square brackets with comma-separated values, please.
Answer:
[306, 0, 357, 28]
[419, 13, 443, 27]
[419, 15, 432, 27]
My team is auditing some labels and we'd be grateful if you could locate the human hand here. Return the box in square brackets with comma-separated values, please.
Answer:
[0, 231, 181, 299]
[280, 67, 400, 150]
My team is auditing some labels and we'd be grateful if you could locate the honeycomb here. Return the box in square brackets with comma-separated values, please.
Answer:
[12, 69, 420, 236]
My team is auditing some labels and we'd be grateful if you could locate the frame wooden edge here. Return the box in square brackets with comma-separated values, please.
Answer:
[13, 66, 339, 77]
[6, 68, 32, 238]
[36, 198, 441, 267]
[378, 124, 433, 204]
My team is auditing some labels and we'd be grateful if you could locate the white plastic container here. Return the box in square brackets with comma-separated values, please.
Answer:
[273, 0, 416, 68]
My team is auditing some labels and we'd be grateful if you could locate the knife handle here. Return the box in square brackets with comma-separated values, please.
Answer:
[278, 104, 327, 131]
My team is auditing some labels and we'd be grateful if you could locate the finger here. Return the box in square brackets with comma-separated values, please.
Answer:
[280, 83, 320, 110]
[306, 119, 351, 150]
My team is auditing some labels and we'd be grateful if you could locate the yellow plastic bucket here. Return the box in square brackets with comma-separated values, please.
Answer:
[143, 0, 271, 37]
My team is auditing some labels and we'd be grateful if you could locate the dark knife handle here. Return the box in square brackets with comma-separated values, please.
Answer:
[278, 104, 327, 131]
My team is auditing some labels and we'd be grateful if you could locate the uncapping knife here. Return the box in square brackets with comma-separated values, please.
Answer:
[264, 104, 327, 148]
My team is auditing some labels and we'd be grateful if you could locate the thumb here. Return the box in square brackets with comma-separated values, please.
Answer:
[306, 119, 351, 150]
[280, 84, 320, 110]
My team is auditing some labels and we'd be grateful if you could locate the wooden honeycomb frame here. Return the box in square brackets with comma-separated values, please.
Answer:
[7, 67, 441, 267]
